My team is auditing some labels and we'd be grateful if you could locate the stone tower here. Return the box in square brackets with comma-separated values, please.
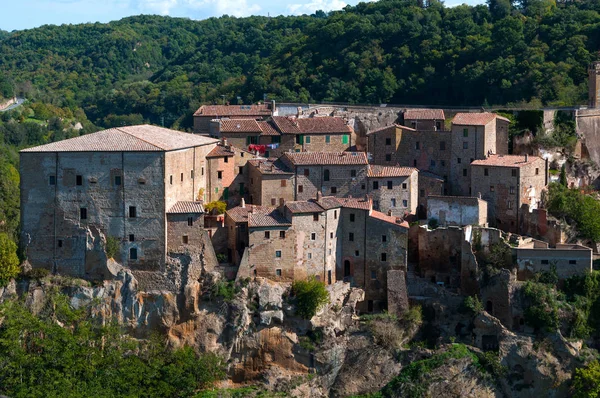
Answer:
[588, 61, 600, 108]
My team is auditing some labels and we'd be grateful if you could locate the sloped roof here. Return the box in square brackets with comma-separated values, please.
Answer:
[271, 116, 352, 135]
[471, 155, 542, 168]
[226, 205, 271, 223]
[368, 165, 417, 178]
[452, 113, 510, 126]
[404, 108, 445, 120]
[207, 145, 236, 158]
[21, 125, 217, 153]
[258, 121, 280, 136]
[285, 201, 324, 214]
[167, 201, 205, 214]
[248, 208, 291, 228]
[370, 210, 409, 228]
[335, 197, 371, 210]
[282, 152, 368, 166]
[248, 159, 293, 175]
[366, 124, 416, 135]
[219, 119, 262, 133]
[194, 104, 272, 117]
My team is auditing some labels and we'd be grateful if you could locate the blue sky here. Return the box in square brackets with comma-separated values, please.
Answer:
[0, 0, 485, 32]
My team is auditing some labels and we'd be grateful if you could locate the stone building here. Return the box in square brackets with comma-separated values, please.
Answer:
[205, 142, 254, 206]
[589, 61, 600, 109]
[366, 165, 418, 216]
[514, 241, 592, 280]
[418, 171, 445, 218]
[226, 196, 409, 312]
[427, 195, 488, 227]
[193, 103, 275, 134]
[449, 113, 510, 196]
[403, 108, 445, 131]
[247, 158, 295, 207]
[20, 125, 218, 278]
[471, 154, 548, 232]
[279, 152, 369, 201]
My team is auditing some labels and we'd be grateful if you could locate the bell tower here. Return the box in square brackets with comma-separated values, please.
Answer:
[588, 61, 600, 108]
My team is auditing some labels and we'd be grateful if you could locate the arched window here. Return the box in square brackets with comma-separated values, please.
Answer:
[324, 169, 330, 182]
[344, 260, 351, 277]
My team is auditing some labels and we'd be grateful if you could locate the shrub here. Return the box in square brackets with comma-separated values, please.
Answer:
[0, 233, 20, 287]
[105, 236, 120, 259]
[24, 268, 50, 280]
[572, 360, 600, 398]
[205, 201, 227, 215]
[522, 281, 559, 332]
[403, 305, 423, 329]
[216, 253, 228, 263]
[463, 295, 483, 315]
[369, 318, 404, 350]
[292, 277, 329, 319]
[213, 280, 236, 302]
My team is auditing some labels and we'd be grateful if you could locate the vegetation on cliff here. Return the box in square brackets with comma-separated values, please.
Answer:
[547, 182, 600, 242]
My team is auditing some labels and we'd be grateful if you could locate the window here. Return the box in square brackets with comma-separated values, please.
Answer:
[313, 214, 319, 222]
[371, 270, 377, 280]
[324, 169, 330, 182]
[361, 184, 366, 190]
[276, 269, 282, 276]
[281, 180, 287, 187]
[413, 159, 417, 167]
[271, 198, 276, 206]
[569, 260, 577, 265]
[217, 171, 223, 179]
[279, 198, 284, 206]
[279, 231, 286, 239]
[129, 234, 135, 242]
[238, 167, 243, 175]
[330, 232, 333, 238]
[298, 185, 304, 193]
[463, 128, 468, 137]
[350, 213, 355, 222]
[76, 175, 83, 186]
[311, 233, 316, 240]
[385, 138, 391, 145]
[304, 168, 310, 176]
[308, 253, 312, 259]
[385, 154, 392, 161]
[373, 181, 379, 190]
[402, 183, 407, 189]
[224, 157, 229, 163]
[170, 175, 173, 185]
[182, 235, 189, 244]
[114, 175, 122, 186]
[535, 168, 539, 175]
[512, 169, 517, 177]
[463, 142, 468, 149]
[382, 235, 387, 242]
[541, 259, 549, 265]
[381, 253, 387, 262]
[57, 239, 63, 248]
[331, 186, 338, 194]
[275, 251, 282, 258]
[463, 168, 467, 177]
[415, 141, 420, 150]
[484, 168, 489, 176]
[129, 206, 137, 218]
[265, 231, 270, 239]
[457, 158, 462, 164]
[191, 170, 195, 179]
[391, 198, 396, 207]
[436, 121, 442, 130]
[373, 200, 379, 210]
[334, 210, 337, 219]
[507, 201, 513, 209]
[187, 217, 193, 226]
[441, 160, 445, 167]
[411, 122, 416, 128]
[180, 173, 184, 182]
[201, 167, 204, 176]
[355, 250, 360, 257]
[490, 185, 495, 192]
[130, 247, 138, 260]
[403, 199, 408, 207]
[342, 135, 349, 144]
[351, 169, 357, 178]
[49, 175, 56, 185]
[440, 141, 446, 150]
[305, 136, 311, 144]
[430, 160, 436, 168]
[387, 181, 393, 190]
[80, 208, 87, 220]
[420, 189, 425, 197]
[325, 135, 331, 143]
[272, 136, 281, 144]
[349, 233, 354, 242]
[510, 186, 515, 194]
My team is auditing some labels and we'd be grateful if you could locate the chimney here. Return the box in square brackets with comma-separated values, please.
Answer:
[525, 154, 529, 162]
[241, 198, 246, 208]
[251, 205, 256, 214]
[478, 192, 482, 199]
[367, 195, 373, 215]
[317, 191, 323, 201]
[388, 210, 393, 216]
[297, 107, 302, 117]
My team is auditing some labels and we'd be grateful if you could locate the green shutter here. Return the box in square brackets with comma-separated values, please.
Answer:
[305, 136, 311, 144]
[342, 135, 349, 144]
[325, 135, 330, 143]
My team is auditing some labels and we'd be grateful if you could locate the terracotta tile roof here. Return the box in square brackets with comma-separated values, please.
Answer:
[471, 154, 543, 168]
[248, 159, 293, 174]
[21, 125, 218, 153]
[369, 210, 409, 228]
[226, 205, 271, 223]
[219, 119, 262, 133]
[452, 113, 510, 126]
[194, 104, 272, 117]
[368, 165, 417, 178]
[167, 201, 205, 214]
[336, 197, 371, 210]
[207, 145, 236, 158]
[285, 201, 324, 214]
[404, 109, 445, 120]
[317, 196, 343, 210]
[258, 121, 280, 136]
[271, 116, 352, 135]
[366, 124, 416, 135]
[282, 152, 368, 166]
[248, 208, 291, 228]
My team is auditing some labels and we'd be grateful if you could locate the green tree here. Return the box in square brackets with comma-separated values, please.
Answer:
[292, 277, 330, 319]
[559, 164, 567, 186]
[487, 0, 512, 19]
[573, 360, 600, 398]
[0, 233, 20, 286]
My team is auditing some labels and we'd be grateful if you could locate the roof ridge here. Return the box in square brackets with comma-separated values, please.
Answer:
[116, 125, 164, 150]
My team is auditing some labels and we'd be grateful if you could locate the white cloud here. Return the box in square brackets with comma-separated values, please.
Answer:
[184, 0, 260, 17]
[287, 0, 347, 15]
[137, 0, 178, 15]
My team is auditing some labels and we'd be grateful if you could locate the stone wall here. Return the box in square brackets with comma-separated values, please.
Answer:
[167, 213, 205, 252]
[427, 196, 488, 227]
[416, 226, 463, 287]
[519, 205, 566, 246]
[515, 244, 593, 280]
[367, 173, 417, 216]
[291, 164, 368, 201]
